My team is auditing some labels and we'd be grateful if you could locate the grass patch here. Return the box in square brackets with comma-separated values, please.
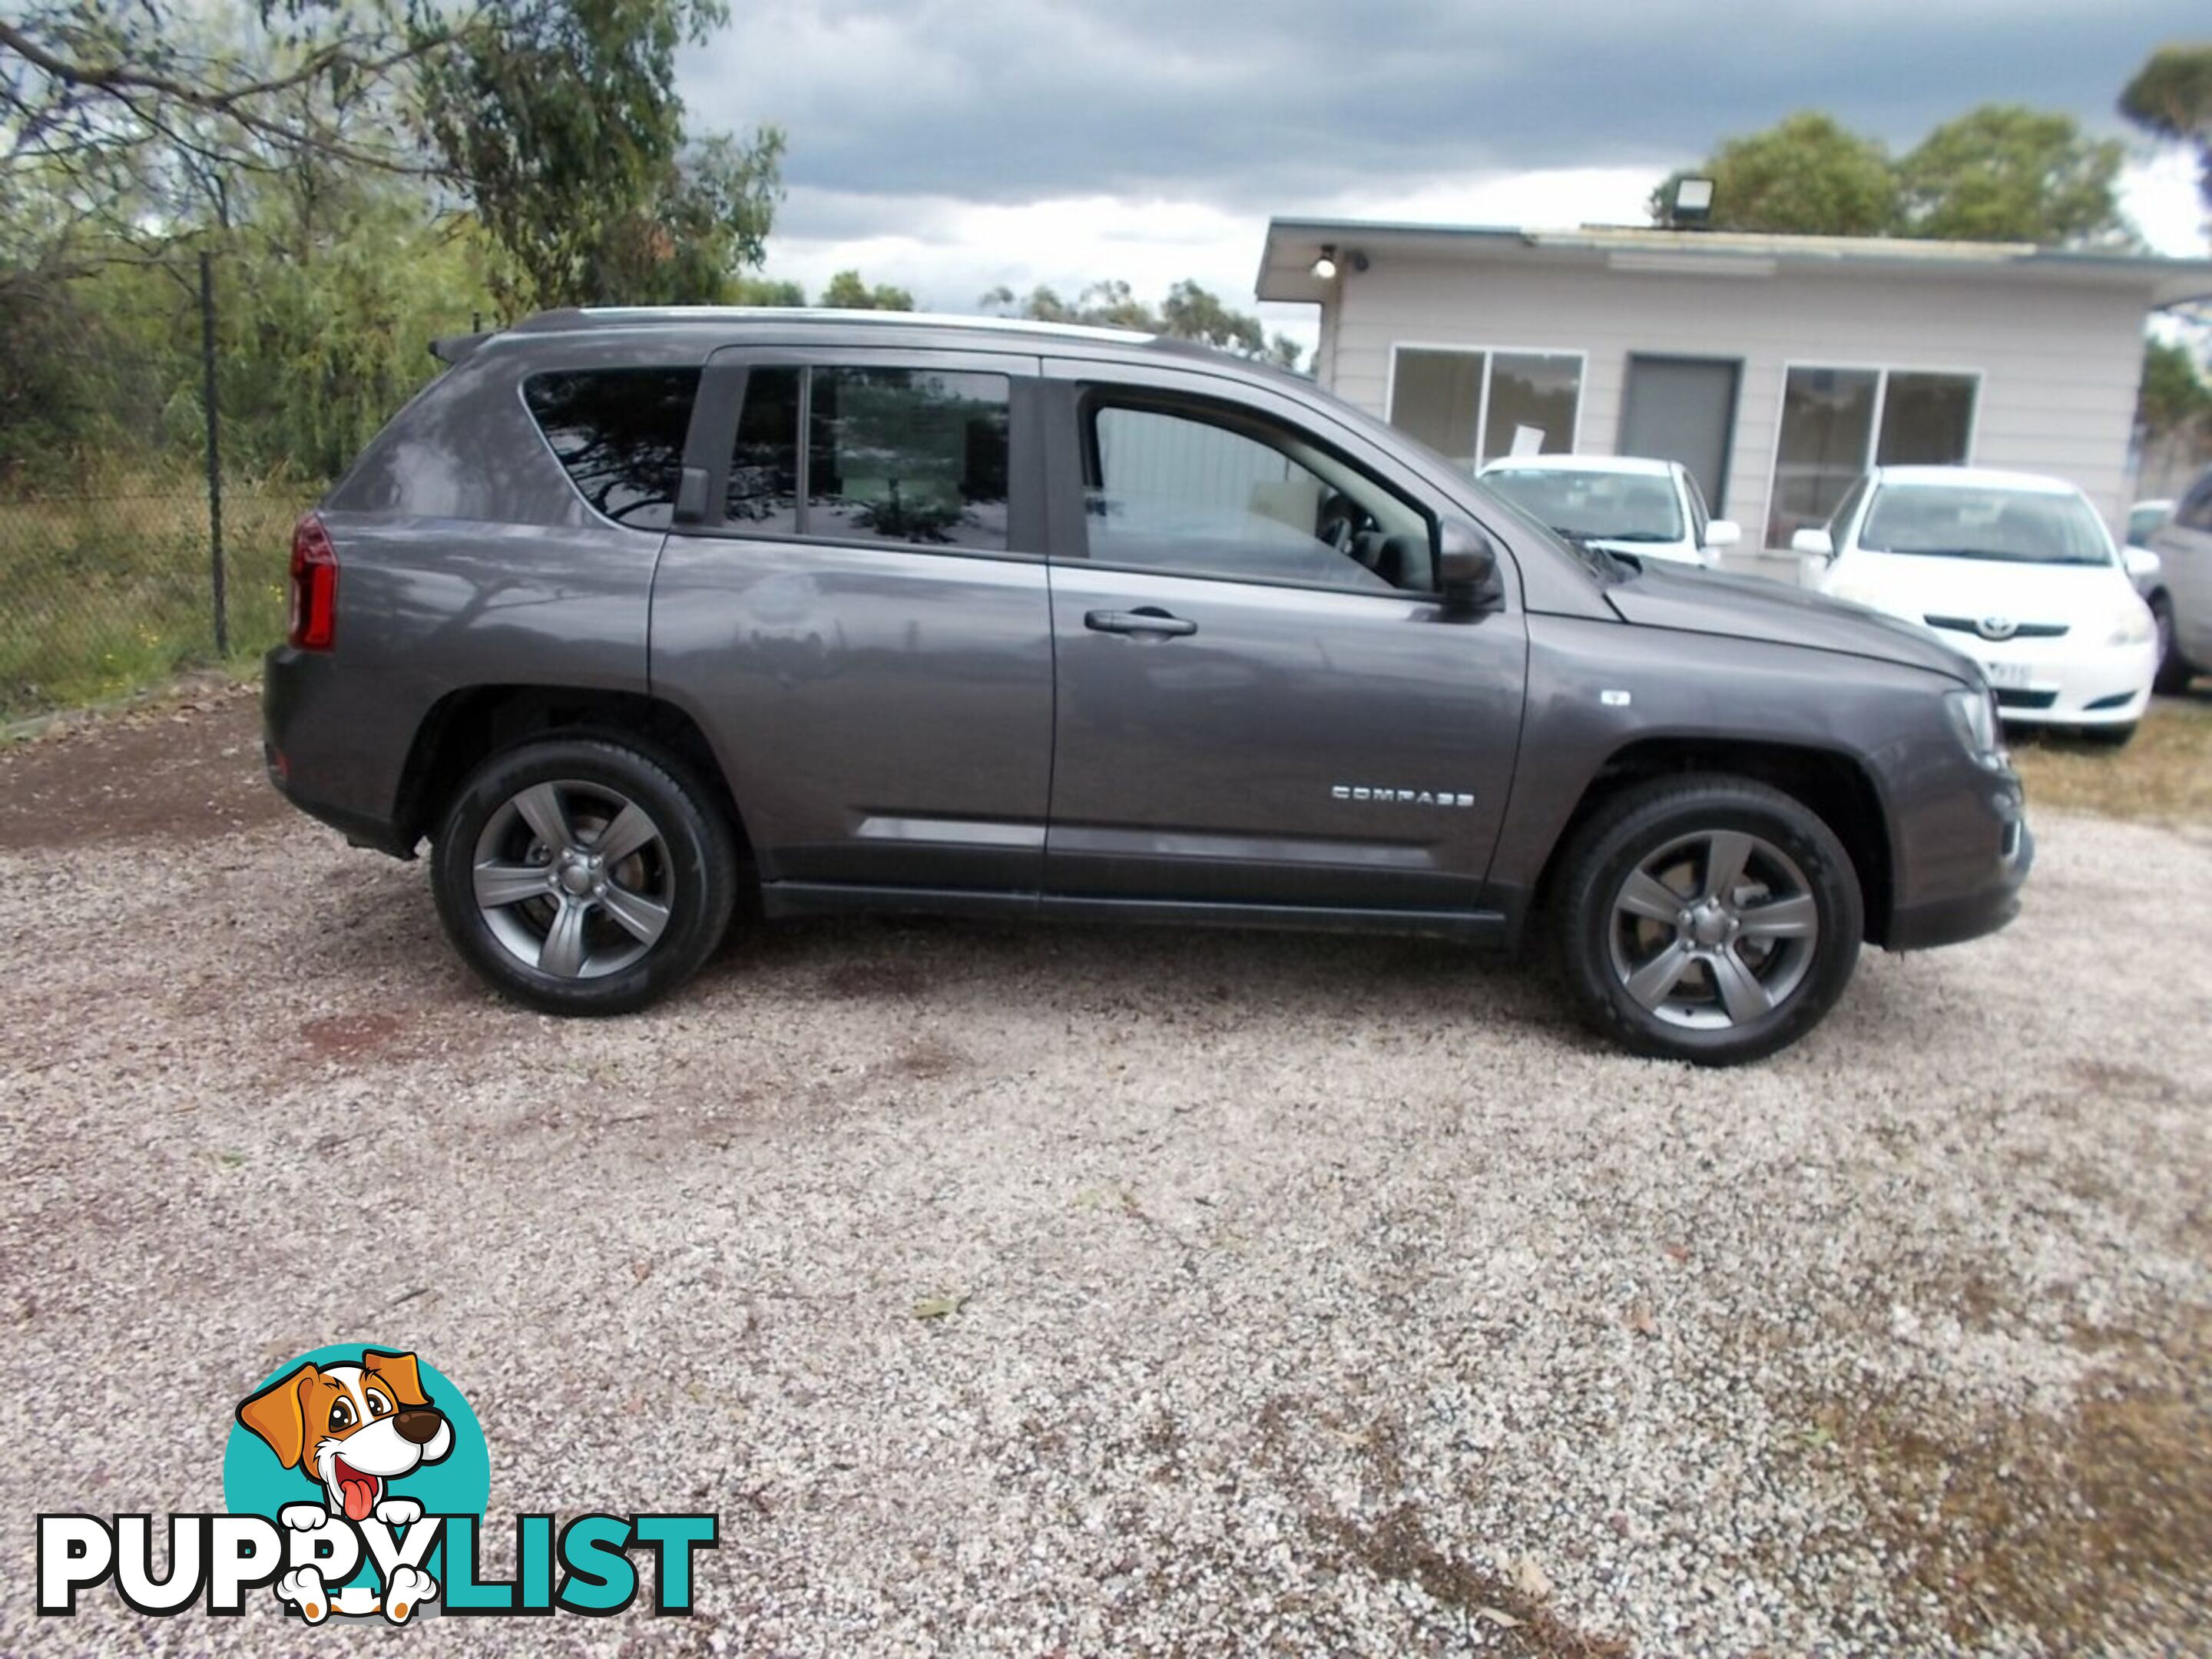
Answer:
[1782, 1316, 2212, 1652]
[0, 488, 308, 719]
[2009, 697, 2212, 826]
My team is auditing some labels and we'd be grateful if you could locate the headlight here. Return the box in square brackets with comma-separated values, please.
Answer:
[1944, 686, 2005, 764]
[2107, 598, 2154, 647]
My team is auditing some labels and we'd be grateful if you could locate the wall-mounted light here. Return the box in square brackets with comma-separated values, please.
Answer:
[1311, 244, 1339, 281]
[1671, 176, 1715, 227]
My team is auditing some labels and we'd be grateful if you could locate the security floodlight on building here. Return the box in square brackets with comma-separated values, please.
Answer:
[1311, 245, 1340, 281]
[1671, 177, 1715, 227]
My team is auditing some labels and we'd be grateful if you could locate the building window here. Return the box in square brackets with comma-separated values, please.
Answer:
[1388, 347, 1582, 472]
[1767, 366, 1977, 547]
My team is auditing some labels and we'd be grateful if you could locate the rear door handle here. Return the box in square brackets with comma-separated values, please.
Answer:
[1084, 607, 1197, 638]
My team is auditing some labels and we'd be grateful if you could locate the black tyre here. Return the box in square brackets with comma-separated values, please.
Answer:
[1555, 775, 1863, 1066]
[2149, 594, 2193, 695]
[431, 735, 739, 1015]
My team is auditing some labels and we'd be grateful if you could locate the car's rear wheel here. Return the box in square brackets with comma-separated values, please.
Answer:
[432, 736, 738, 1015]
[1555, 776, 1863, 1066]
[2150, 593, 2193, 695]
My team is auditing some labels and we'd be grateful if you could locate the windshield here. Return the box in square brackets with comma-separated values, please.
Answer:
[1858, 484, 2115, 566]
[1482, 467, 1684, 544]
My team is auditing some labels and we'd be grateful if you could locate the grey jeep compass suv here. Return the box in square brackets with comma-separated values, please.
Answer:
[263, 308, 2032, 1065]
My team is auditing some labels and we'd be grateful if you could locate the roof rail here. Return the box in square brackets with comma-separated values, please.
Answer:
[495, 305, 1156, 345]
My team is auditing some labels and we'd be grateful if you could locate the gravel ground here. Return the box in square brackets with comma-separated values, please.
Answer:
[2, 693, 2209, 1657]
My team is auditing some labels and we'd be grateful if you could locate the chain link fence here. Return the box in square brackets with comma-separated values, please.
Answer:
[0, 254, 317, 724]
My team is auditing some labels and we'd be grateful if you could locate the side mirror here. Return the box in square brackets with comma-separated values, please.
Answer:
[1437, 519, 1504, 613]
[2123, 545, 2162, 584]
[1790, 527, 1834, 560]
[1702, 518, 1742, 551]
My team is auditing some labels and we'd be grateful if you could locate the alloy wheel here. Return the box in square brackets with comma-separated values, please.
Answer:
[1606, 829, 1820, 1030]
[470, 780, 674, 979]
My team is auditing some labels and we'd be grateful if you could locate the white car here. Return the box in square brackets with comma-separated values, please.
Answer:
[1792, 466, 2160, 743]
[2144, 469, 2212, 694]
[1479, 453, 1740, 568]
[2128, 498, 2174, 551]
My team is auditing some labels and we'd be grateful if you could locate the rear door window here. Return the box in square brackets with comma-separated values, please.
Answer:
[726, 366, 801, 531]
[523, 368, 700, 529]
[811, 369, 1010, 549]
[720, 364, 1012, 550]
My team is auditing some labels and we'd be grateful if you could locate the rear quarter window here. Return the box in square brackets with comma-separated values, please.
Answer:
[523, 368, 700, 529]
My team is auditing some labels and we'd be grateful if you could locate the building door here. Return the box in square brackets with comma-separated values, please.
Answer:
[1620, 356, 1740, 510]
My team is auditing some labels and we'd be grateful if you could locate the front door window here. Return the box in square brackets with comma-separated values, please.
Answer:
[1084, 398, 1436, 594]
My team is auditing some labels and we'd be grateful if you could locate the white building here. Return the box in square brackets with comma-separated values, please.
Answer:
[1256, 220, 2212, 551]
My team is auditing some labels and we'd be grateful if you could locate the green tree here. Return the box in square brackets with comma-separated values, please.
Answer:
[1898, 105, 2128, 245]
[413, 0, 783, 310]
[2121, 43, 2212, 221]
[1651, 112, 1899, 236]
[729, 274, 806, 306]
[2, 0, 442, 293]
[983, 277, 1155, 329]
[818, 270, 914, 310]
[2140, 338, 2212, 432]
[1161, 280, 1303, 368]
[0, 0, 442, 197]
[980, 278, 1300, 369]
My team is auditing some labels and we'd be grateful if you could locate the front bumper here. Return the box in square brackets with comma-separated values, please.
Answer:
[1966, 635, 2158, 727]
[1889, 814, 2033, 951]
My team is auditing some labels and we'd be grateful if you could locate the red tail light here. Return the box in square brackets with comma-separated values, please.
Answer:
[288, 513, 338, 650]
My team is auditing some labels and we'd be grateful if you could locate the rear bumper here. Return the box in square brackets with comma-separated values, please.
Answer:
[263, 743, 417, 856]
[1888, 816, 2032, 951]
[263, 645, 417, 858]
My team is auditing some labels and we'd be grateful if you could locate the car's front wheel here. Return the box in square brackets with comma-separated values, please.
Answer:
[1555, 776, 1863, 1066]
[431, 736, 739, 1015]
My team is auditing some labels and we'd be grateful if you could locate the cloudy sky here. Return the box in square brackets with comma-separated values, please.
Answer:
[679, 0, 2209, 344]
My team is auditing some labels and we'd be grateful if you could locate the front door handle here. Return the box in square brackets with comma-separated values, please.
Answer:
[1084, 607, 1197, 638]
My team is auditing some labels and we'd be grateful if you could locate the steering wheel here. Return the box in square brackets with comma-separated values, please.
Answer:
[1317, 493, 1363, 553]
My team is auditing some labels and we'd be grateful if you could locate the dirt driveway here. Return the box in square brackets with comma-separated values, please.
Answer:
[2, 691, 2208, 1656]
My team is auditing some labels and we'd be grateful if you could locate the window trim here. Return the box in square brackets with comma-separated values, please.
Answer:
[680, 344, 1046, 561]
[1068, 382, 1444, 602]
[1761, 359, 1984, 551]
[1383, 341, 1589, 469]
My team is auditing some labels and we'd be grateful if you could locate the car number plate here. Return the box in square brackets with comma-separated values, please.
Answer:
[1982, 661, 2033, 690]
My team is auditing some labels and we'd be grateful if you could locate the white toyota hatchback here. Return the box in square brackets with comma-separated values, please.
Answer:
[1792, 466, 2160, 743]
[1479, 453, 1740, 568]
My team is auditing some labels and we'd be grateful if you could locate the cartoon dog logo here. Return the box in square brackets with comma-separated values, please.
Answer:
[236, 1349, 452, 1622]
